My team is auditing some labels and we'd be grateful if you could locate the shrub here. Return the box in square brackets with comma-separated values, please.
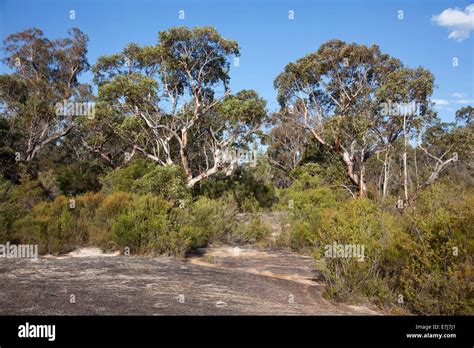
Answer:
[240, 194, 260, 213]
[13, 191, 132, 254]
[54, 161, 105, 195]
[290, 162, 348, 188]
[10, 184, 243, 257]
[0, 178, 47, 243]
[131, 165, 190, 203]
[278, 176, 339, 251]
[100, 158, 154, 193]
[310, 198, 398, 304]
[168, 224, 206, 257]
[197, 167, 277, 212]
[14, 195, 79, 254]
[396, 183, 473, 314]
[188, 196, 238, 243]
[110, 194, 217, 257]
[38, 170, 61, 198]
[233, 217, 270, 244]
[88, 192, 134, 249]
[101, 159, 190, 202]
[111, 194, 174, 254]
[291, 182, 473, 315]
[13, 191, 209, 257]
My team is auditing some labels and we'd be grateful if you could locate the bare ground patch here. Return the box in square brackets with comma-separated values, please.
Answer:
[0, 246, 381, 315]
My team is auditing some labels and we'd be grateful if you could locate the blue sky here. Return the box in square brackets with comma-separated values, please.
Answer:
[1, 0, 473, 121]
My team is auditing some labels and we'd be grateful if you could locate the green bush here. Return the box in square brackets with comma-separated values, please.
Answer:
[168, 224, 207, 257]
[101, 159, 190, 203]
[54, 161, 105, 195]
[111, 194, 174, 254]
[88, 191, 134, 249]
[197, 167, 277, 212]
[276, 175, 339, 251]
[189, 196, 238, 242]
[12, 191, 207, 257]
[396, 183, 473, 314]
[13, 192, 121, 254]
[295, 147, 348, 187]
[100, 158, 154, 193]
[288, 182, 473, 315]
[0, 178, 47, 243]
[14, 195, 79, 254]
[233, 217, 270, 244]
[309, 198, 397, 303]
[131, 165, 190, 203]
[111, 194, 228, 257]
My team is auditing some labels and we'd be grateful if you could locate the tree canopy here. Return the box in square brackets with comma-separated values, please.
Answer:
[274, 40, 435, 197]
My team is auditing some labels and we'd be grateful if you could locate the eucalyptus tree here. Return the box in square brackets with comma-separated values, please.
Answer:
[265, 118, 307, 187]
[274, 40, 434, 197]
[0, 28, 90, 162]
[455, 106, 473, 126]
[88, 27, 267, 187]
[416, 109, 473, 190]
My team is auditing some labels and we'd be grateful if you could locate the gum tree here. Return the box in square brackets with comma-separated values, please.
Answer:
[274, 40, 434, 197]
[416, 108, 473, 190]
[0, 28, 90, 161]
[265, 117, 307, 187]
[88, 26, 267, 187]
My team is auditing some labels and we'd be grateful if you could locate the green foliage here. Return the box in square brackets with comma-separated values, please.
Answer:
[455, 105, 473, 125]
[0, 28, 90, 161]
[274, 166, 342, 251]
[132, 165, 190, 202]
[197, 167, 277, 212]
[0, 177, 46, 242]
[277, 166, 337, 203]
[14, 195, 79, 254]
[216, 90, 268, 133]
[233, 218, 270, 244]
[111, 194, 221, 257]
[12, 192, 129, 254]
[297, 145, 348, 187]
[101, 160, 190, 203]
[157, 26, 239, 88]
[289, 164, 327, 190]
[88, 192, 135, 249]
[54, 161, 105, 195]
[100, 159, 154, 193]
[311, 199, 396, 303]
[287, 182, 473, 314]
[189, 196, 238, 242]
[10, 191, 239, 257]
[111, 194, 175, 254]
[13, 192, 123, 254]
[0, 117, 20, 182]
[104, 193, 239, 256]
[288, 187, 336, 251]
[397, 183, 473, 314]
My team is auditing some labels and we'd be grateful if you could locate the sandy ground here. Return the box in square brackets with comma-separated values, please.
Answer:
[0, 246, 380, 315]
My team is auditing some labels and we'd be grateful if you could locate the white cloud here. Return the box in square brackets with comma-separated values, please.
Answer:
[432, 4, 474, 42]
[432, 99, 450, 105]
[452, 92, 468, 98]
[455, 99, 473, 104]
